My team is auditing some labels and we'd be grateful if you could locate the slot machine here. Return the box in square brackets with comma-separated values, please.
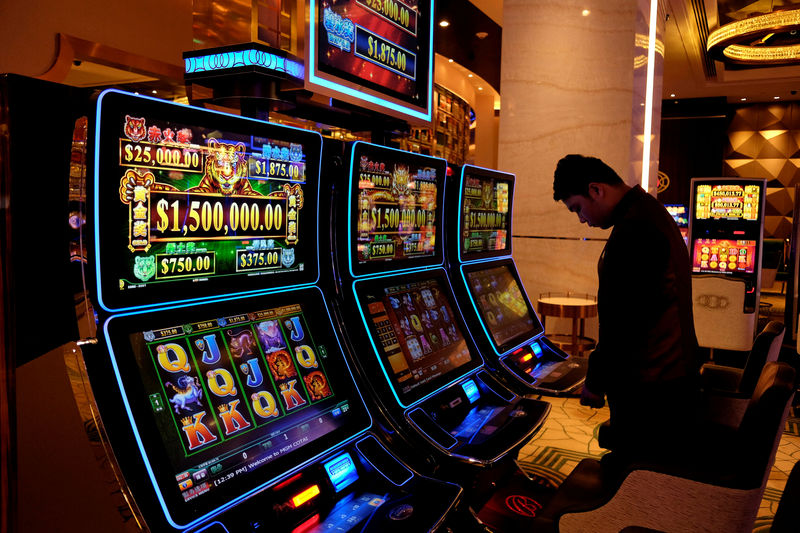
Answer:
[665, 204, 689, 246]
[68, 89, 463, 532]
[444, 165, 587, 396]
[688, 178, 766, 313]
[324, 141, 554, 529]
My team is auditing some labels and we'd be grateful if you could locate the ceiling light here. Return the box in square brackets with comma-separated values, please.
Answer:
[741, 97, 747, 101]
[478, 87, 483, 91]
[670, 93, 676, 97]
[476, 32, 488, 39]
[775, 96, 781, 99]
[707, 9, 800, 65]
[439, 20, 450, 27]
[448, 58, 453, 63]
[152, 90, 157, 94]
[582, 9, 590, 16]
[468, 74, 473, 78]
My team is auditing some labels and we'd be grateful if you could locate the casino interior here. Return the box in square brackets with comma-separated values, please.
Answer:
[2, 0, 800, 532]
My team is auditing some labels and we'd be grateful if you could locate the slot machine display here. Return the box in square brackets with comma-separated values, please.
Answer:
[71, 90, 463, 532]
[325, 141, 554, 530]
[665, 204, 689, 245]
[445, 165, 587, 395]
[688, 178, 766, 313]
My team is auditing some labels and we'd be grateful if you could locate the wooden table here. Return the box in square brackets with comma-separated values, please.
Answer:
[537, 293, 598, 356]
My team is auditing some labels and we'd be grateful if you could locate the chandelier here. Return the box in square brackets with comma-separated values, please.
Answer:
[707, 8, 800, 65]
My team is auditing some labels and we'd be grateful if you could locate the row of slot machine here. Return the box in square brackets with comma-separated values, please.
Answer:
[35, 86, 588, 532]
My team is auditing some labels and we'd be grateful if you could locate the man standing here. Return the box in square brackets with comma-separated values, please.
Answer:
[553, 154, 700, 466]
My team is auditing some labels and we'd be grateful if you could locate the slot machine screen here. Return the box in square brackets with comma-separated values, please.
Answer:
[355, 271, 480, 406]
[691, 238, 757, 275]
[99, 289, 371, 527]
[308, 0, 433, 122]
[463, 262, 543, 352]
[692, 183, 761, 221]
[459, 166, 513, 261]
[92, 90, 322, 311]
[350, 142, 446, 276]
[665, 204, 689, 245]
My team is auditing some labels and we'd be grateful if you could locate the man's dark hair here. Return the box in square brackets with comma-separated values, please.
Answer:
[553, 154, 624, 201]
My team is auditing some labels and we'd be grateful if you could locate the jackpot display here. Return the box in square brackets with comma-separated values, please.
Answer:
[351, 142, 446, 275]
[464, 264, 543, 351]
[93, 90, 321, 310]
[357, 275, 479, 405]
[311, 0, 432, 118]
[460, 166, 513, 259]
[693, 183, 760, 221]
[101, 290, 370, 527]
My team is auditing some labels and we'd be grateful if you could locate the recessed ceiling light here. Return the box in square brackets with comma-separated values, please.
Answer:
[741, 97, 747, 101]
[152, 90, 158, 94]
[670, 93, 676, 97]
[448, 58, 454, 63]
[476, 32, 488, 39]
[478, 87, 483, 91]
[582, 9, 590, 16]
[468, 74, 473, 78]
[775, 96, 781, 99]
[439, 20, 450, 27]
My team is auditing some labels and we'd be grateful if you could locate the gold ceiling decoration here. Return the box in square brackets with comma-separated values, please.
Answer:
[707, 8, 800, 65]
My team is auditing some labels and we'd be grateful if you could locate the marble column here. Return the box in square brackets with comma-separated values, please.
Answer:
[499, 0, 664, 338]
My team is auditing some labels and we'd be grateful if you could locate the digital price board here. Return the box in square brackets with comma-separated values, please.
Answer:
[308, 0, 433, 123]
[349, 142, 446, 275]
[92, 90, 322, 311]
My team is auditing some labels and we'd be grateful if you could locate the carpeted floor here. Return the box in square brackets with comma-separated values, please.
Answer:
[516, 396, 800, 531]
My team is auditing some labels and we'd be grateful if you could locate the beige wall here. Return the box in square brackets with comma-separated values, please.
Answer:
[499, 0, 663, 338]
[0, 0, 192, 76]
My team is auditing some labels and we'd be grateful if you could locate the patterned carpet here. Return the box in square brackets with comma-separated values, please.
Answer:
[516, 396, 800, 531]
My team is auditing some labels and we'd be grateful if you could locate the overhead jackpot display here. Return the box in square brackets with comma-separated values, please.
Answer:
[693, 183, 760, 221]
[92, 90, 322, 311]
[459, 166, 513, 260]
[100, 290, 371, 528]
[307, 0, 433, 122]
[350, 142, 446, 275]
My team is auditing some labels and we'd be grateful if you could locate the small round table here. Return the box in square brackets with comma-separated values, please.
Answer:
[537, 293, 598, 356]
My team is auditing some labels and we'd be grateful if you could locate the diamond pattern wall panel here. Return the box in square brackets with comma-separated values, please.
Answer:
[725, 103, 800, 239]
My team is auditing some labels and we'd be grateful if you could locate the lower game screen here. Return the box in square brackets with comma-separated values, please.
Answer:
[117, 296, 363, 521]
[691, 238, 756, 274]
[362, 278, 473, 403]
[465, 265, 542, 350]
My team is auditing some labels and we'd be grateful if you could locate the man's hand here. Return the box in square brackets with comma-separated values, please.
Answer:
[580, 385, 605, 408]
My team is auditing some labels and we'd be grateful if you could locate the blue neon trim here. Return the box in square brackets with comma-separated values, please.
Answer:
[407, 407, 458, 450]
[351, 268, 485, 409]
[457, 164, 515, 261]
[101, 285, 372, 530]
[196, 521, 229, 533]
[93, 89, 324, 314]
[346, 141, 446, 279]
[457, 259, 544, 358]
[354, 435, 414, 487]
[307, 0, 434, 122]
[184, 50, 304, 79]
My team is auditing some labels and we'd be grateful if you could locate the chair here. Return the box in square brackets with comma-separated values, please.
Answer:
[700, 320, 786, 428]
[692, 275, 756, 358]
[531, 362, 796, 533]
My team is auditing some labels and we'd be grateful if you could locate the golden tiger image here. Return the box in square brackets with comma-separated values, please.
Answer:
[189, 139, 261, 196]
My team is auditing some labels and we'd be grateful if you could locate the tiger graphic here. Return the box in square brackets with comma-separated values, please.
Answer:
[124, 116, 147, 142]
[189, 139, 261, 196]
